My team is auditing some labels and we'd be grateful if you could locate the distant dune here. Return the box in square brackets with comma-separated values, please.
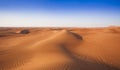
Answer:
[0, 27, 120, 70]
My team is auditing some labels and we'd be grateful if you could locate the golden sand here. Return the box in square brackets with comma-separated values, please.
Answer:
[0, 27, 120, 70]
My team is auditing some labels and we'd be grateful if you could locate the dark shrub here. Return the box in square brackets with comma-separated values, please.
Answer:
[20, 29, 30, 34]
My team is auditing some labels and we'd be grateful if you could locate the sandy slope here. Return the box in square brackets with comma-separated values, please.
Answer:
[0, 27, 120, 70]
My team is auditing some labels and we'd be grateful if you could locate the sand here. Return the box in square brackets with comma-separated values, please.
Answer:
[0, 27, 120, 70]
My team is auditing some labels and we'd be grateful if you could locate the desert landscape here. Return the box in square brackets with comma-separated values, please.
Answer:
[0, 26, 120, 70]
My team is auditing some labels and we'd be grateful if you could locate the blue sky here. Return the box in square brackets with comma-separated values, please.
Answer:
[0, 0, 120, 27]
[0, 0, 120, 12]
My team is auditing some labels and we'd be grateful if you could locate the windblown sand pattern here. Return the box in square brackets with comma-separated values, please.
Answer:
[0, 27, 120, 70]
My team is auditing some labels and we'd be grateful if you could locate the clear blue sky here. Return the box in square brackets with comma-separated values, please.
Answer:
[0, 0, 120, 11]
[0, 0, 120, 27]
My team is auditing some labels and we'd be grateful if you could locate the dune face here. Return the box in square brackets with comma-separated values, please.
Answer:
[0, 27, 120, 70]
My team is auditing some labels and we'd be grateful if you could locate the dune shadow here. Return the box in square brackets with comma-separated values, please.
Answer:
[59, 44, 120, 70]
[70, 32, 83, 40]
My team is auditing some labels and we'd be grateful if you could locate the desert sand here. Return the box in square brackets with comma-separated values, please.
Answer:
[0, 27, 120, 70]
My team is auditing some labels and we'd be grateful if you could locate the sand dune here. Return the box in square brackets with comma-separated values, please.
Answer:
[0, 27, 120, 70]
